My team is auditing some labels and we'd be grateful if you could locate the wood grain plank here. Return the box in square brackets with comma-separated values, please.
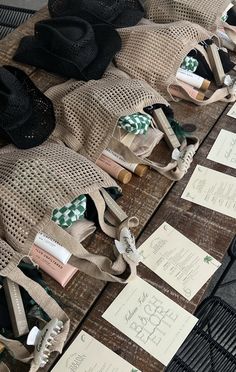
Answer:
[1, 7, 236, 371]
[67, 103, 236, 372]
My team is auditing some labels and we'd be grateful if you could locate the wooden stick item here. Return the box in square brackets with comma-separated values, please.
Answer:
[153, 109, 181, 150]
[207, 43, 225, 87]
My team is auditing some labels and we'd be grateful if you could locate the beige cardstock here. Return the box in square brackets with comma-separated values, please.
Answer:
[182, 165, 236, 219]
[51, 330, 140, 372]
[207, 129, 236, 169]
[138, 222, 221, 300]
[102, 277, 198, 366]
[227, 102, 236, 119]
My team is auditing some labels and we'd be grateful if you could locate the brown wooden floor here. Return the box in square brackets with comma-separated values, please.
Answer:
[1, 7, 236, 372]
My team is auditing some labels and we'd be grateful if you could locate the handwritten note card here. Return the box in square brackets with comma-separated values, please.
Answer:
[227, 102, 236, 118]
[138, 222, 221, 300]
[102, 277, 198, 366]
[207, 129, 236, 169]
[52, 330, 140, 372]
[182, 165, 236, 219]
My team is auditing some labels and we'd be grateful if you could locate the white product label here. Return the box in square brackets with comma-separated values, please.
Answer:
[34, 233, 71, 264]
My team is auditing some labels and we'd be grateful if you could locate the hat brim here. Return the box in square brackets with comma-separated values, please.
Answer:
[2, 66, 55, 149]
[14, 24, 121, 81]
[113, 8, 145, 28]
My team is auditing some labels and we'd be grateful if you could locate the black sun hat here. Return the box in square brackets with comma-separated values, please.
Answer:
[0, 65, 55, 149]
[48, 0, 145, 28]
[13, 16, 122, 80]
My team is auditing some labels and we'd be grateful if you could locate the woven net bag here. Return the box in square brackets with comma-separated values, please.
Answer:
[115, 21, 212, 101]
[46, 66, 199, 180]
[0, 141, 138, 283]
[144, 0, 231, 33]
[0, 238, 70, 372]
[47, 68, 167, 162]
[115, 20, 236, 105]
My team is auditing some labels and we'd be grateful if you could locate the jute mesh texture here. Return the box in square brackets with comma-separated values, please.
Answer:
[115, 21, 213, 100]
[0, 141, 117, 254]
[144, 0, 231, 32]
[47, 71, 168, 161]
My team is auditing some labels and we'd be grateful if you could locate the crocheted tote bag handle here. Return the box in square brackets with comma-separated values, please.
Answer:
[42, 188, 139, 283]
[0, 258, 70, 371]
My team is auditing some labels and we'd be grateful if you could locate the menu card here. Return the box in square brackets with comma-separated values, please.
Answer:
[182, 165, 236, 219]
[138, 222, 221, 300]
[51, 330, 140, 372]
[102, 277, 198, 366]
[227, 102, 236, 118]
[207, 129, 236, 169]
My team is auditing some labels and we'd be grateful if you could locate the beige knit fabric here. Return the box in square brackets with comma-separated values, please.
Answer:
[0, 238, 70, 371]
[0, 141, 138, 282]
[144, 0, 231, 32]
[47, 68, 167, 163]
[115, 20, 213, 101]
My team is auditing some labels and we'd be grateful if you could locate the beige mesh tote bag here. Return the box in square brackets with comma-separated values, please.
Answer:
[0, 141, 139, 284]
[114, 20, 236, 105]
[144, 0, 236, 50]
[0, 239, 69, 372]
[46, 66, 199, 180]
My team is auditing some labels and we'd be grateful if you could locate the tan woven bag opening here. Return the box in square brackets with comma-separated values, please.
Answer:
[144, 0, 236, 51]
[0, 141, 139, 283]
[0, 238, 70, 372]
[115, 20, 236, 105]
[144, 0, 231, 32]
[46, 66, 199, 180]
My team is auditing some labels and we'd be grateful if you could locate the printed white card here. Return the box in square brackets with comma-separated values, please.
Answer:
[102, 277, 198, 366]
[182, 165, 236, 219]
[138, 222, 221, 300]
[227, 102, 236, 119]
[51, 330, 140, 372]
[207, 129, 236, 169]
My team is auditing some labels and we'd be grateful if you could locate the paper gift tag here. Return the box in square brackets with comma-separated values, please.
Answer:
[182, 165, 236, 219]
[207, 129, 236, 169]
[138, 222, 221, 300]
[102, 277, 198, 366]
[51, 330, 140, 372]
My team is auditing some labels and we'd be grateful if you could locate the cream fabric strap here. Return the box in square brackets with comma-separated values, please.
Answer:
[42, 189, 138, 282]
[169, 81, 236, 105]
[108, 137, 198, 181]
[0, 362, 10, 372]
[0, 265, 70, 371]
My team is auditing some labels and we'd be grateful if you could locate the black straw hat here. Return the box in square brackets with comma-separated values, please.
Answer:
[0, 66, 55, 149]
[48, 0, 145, 28]
[13, 17, 122, 80]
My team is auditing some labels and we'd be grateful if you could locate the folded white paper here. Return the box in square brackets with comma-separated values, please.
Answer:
[51, 330, 140, 372]
[139, 222, 221, 300]
[102, 277, 198, 366]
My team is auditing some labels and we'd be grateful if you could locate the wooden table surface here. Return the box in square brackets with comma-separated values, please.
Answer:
[1, 7, 236, 372]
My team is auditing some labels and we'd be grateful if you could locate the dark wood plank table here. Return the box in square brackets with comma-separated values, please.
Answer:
[1, 7, 236, 372]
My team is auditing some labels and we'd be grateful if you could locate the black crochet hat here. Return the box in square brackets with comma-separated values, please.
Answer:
[0, 66, 55, 149]
[13, 17, 122, 80]
[48, 0, 145, 28]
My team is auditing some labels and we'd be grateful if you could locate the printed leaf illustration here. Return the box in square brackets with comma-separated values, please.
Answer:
[131, 369, 138, 372]
[204, 255, 219, 267]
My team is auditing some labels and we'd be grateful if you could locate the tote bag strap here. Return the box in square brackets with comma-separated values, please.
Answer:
[3, 266, 70, 353]
[42, 224, 138, 283]
[108, 136, 199, 181]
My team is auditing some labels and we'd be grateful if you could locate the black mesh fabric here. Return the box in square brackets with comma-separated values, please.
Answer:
[0, 66, 55, 149]
[48, 0, 145, 28]
[13, 16, 121, 80]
